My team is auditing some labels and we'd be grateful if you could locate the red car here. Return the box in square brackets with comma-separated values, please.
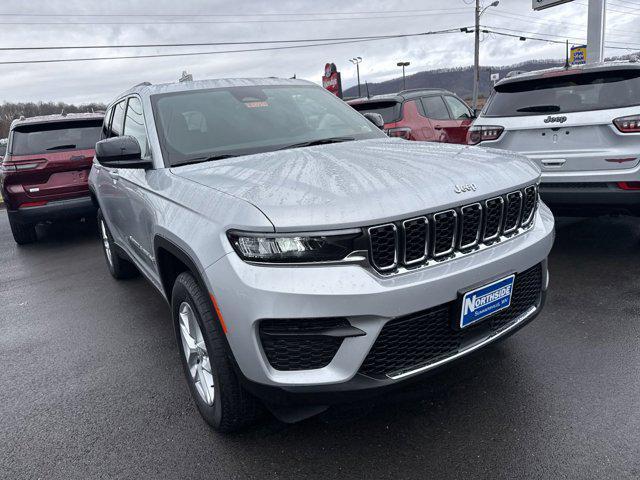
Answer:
[348, 89, 474, 144]
[0, 113, 103, 244]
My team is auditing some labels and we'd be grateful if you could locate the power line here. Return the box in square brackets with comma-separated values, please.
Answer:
[0, 11, 475, 26]
[483, 25, 640, 49]
[0, 33, 445, 51]
[0, 28, 467, 65]
[0, 7, 472, 17]
[480, 26, 640, 51]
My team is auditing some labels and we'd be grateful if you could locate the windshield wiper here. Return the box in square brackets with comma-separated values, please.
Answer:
[516, 105, 561, 113]
[172, 154, 237, 167]
[277, 136, 356, 151]
[46, 144, 76, 150]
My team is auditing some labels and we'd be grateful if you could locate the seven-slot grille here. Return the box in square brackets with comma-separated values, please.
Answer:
[367, 185, 538, 273]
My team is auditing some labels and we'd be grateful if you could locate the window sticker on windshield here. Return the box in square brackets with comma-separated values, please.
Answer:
[244, 101, 269, 108]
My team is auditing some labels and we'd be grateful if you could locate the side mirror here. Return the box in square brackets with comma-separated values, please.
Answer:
[95, 136, 152, 169]
[363, 112, 385, 130]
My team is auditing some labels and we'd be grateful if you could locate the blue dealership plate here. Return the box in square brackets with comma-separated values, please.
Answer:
[460, 274, 515, 329]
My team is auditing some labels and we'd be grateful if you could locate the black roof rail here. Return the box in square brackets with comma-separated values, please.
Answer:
[398, 88, 448, 95]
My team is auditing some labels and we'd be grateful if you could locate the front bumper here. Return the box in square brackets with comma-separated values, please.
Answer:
[7, 196, 95, 224]
[204, 206, 555, 401]
[539, 182, 640, 216]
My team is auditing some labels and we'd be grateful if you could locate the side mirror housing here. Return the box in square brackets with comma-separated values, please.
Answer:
[362, 112, 385, 130]
[95, 136, 152, 169]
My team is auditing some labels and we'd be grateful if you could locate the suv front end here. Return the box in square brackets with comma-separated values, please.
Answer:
[202, 180, 554, 407]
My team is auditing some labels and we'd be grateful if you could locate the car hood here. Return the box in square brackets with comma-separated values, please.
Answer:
[171, 138, 539, 231]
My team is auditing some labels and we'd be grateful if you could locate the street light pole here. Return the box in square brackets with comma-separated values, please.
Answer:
[349, 57, 363, 97]
[472, 0, 499, 111]
[397, 61, 410, 90]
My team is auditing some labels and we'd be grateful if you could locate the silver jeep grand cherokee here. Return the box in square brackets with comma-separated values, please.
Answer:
[89, 78, 554, 432]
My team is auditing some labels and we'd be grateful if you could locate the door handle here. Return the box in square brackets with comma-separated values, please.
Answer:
[434, 125, 443, 130]
[541, 159, 566, 168]
[108, 169, 119, 178]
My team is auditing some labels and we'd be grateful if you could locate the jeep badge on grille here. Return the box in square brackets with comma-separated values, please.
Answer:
[454, 183, 477, 194]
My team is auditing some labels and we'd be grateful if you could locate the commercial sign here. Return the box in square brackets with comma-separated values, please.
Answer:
[570, 45, 587, 65]
[532, 0, 574, 10]
[322, 63, 343, 98]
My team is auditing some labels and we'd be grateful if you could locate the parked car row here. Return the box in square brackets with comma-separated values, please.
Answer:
[4, 60, 637, 433]
[349, 61, 640, 218]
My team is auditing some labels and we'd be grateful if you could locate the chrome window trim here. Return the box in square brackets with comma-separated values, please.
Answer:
[503, 191, 523, 234]
[483, 196, 504, 242]
[368, 224, 399, 272]
[402, 216, 429, 266]
[459, 203, 483, 250]
[521, 185, 538, 227]
[432, 209, 458, 258]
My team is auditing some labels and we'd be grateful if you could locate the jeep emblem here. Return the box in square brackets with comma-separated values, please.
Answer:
[454, 183, 477, 194]
[544, 115, 567, 124]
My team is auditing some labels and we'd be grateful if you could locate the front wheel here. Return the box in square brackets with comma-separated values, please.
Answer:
[172, 272, 260, 432]
[97, 209, 138, 279]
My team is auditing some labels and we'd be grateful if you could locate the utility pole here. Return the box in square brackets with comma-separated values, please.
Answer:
[586, 0, 606, 63]
[472, 1, 499, 111]
[473, 0, 480, 111]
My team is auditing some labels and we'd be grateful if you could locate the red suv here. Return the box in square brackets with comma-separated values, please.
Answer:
[348, 89, 474, 144]
[0, 113, 103, 244]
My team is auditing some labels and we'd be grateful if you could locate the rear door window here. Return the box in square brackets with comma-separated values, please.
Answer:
[444, 96, 473, 119]
[485, 68, 640, 117]
[421, 96, 451, 120]
[350, 101, 401, 123]
[10, 120, 102, 156]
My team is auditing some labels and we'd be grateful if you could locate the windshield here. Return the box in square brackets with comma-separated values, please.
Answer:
[10, 120, 102, 156]
[151, 84, 385, 166]
[349, 100, 401, 123]
[484, 68, 640, 117]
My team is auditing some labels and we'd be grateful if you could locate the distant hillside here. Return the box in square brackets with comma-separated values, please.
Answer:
[0, 101, 106, 138]
[343, 55, 639, 100]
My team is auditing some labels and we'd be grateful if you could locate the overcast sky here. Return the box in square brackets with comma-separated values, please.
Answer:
[0, 0, 637, 104]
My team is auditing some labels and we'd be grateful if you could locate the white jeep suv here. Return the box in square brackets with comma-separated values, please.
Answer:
[470, 61, 640, 216]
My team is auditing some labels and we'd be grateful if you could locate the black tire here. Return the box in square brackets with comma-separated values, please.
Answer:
[9, 218, 37, 245]
[97, 209, 139, 280]
[172, 271, 260, 433]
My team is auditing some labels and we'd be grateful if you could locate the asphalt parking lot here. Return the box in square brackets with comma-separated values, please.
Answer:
[1, 212, 639, 480]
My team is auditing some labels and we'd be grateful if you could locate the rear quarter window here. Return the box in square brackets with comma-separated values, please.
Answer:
[485, 68, 640, 117]
[350, 101, 401, 123]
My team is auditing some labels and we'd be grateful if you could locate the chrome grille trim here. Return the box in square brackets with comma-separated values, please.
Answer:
[503, 191, 523, 235]
[364, 184, 538, 275]
[368, 224, 398, 272]
[521, 185, 538, 227]
[402, 216, 429, 266]
[432, 209, 458, 258]
[483, 196, 504, 242]
[459, 203, 483, 250]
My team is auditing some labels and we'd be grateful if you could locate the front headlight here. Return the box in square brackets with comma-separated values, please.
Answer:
[227, 229, 362, 263]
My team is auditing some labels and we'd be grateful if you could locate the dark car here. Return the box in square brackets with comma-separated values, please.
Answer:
[348, 89, 474, 144]
[0, 113, 103, 244]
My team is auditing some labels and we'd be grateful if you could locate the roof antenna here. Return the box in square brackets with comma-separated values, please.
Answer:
[564, 39, 570, 69]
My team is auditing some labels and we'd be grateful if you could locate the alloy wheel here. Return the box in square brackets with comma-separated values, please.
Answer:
[178, 301, 215, 405]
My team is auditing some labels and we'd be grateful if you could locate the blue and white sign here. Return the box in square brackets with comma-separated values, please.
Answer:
[460, 275, 515, 328]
